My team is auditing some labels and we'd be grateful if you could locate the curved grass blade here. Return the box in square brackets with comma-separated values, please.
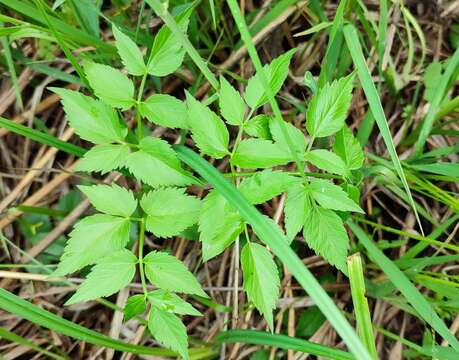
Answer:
[348, 221, 459, 352]
[174, 145, 372, 360]
[0, 326, 67, 360]
[0, 288, 213, 358]
[217, 330, 355, 360]
[343, 24, 424, 236]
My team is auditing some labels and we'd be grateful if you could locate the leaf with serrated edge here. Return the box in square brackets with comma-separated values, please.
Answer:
[244, 114, 272, 139]
[303, 207, 349, 272]
[112, 24, 146, 75]
[241, 242, 279, 330]
[239, 170, 301, 204]
[124, 294, 146, 321]
[85, 62, 135, 110]
[305, 149, 349, 176]
[148, 290, 201, 316]
[51, 88, 127, 145]
[126, 137, 195, 188]
[76, 144, 129, 174]
[78, 184, 137, 217]
[232, 139, 291, 169]
[333, 126, 364, 170]
[143, 251, 207, 297]
[140, 94, 188, 129]
[308, 179, 363, 213]
[140, 188, 200, 237]
[219, 76, 246, 125]
[66, 249, 136, 304]
[198, 190, 244, 260]
[148, 308, 189, 360]
[245, 49, 296, 109]
[52, 214, 130, 276]
[306, 74, 354, 138]
[269, 118, 306, 155]
[284, 185, 310, 241]
[186, 91, 229, 158]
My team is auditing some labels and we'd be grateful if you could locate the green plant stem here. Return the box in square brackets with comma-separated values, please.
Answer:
[137, 218, 149, 297]
[135, 72, 148, 141]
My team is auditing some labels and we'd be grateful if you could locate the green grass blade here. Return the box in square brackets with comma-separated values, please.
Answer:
[343, 24, 424, 235]
[1, 26, 23, 109]
[217, 330, 355, 360]
[145, 0, 219, 90]
[0, 326, 67, 360]
[414, 46, 459, 153]
[174, 145, 372, 360]
[0, 116, 86, 156]
[347, 253, 378, 359]
[347, 221, 459, 351]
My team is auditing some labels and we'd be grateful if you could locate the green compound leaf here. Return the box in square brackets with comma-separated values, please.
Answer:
[308, 179, 364, 213]
[305, 149, 349, 176]
[51, 88, 127, 145]
[284, 184, 311, 241]
[239, 169, 301, 204]
[241, 242, 280, 330]
[198, 190, 244, 261]
[219, 76, 246, 125]
[53, 214, 131, 276]
[84, 62, 135, 110]
[78, 184, 137, 218]
[126, 137, 195, 188]
[243, 114, 272, 139]
[306, 73, 354, 138]
[124, 294, 146, 321]
[147, 10, 190, 77]
[112, 24, 146, 76]
[231, 139, 291, 169]
[303, 207, 349, 272]
[245, 49, 296, 109]
[66, 249, 137, 305]
[148, 289, 201, 316]
[186, 91, 229, 158]
[76, 144, 130, 174]
[140, 94, 188, 129]
[140, 187, 201, 237]
[333, 126, 364, 171]
[143, 251, 207, 297]
[148, 308, 189, 360]
[270, 119, 307, 155]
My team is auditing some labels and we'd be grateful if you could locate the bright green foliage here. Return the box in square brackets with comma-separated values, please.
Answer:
[140, 94, 188, 129]
[333, 126, 364, 171]
[241, 242, 279, 330]
[305, 149, 349, 176]
[148, 290, 201, 316]
[126, 137, 195, 188]
[306, 74, 354, 138]
[303, 207, 349, 272]
[84, 62, 135, 110]
[112, 24, 146, 76]
[245, 49, 296, 109]
[147, 11, 190, 77]
[148, 308, 189, 360]
[239, 170, 301, 204]
[198, 190, 244, 260]
[124, 294, 146, 321]
[284, 185, 310, 240]
[308, 179, 363, 213]
[66, 249, 136, 305]
[186, 91, 229, 158]
[143, 251, 207, 297]
[140, 188, 201, 237]
[232, 139, 290, 168]
[219, 76, 246, 125]
[53, 215, 131, 276]
[76, 144, 130, 174]
[270, 119, 307, 155]
[244, 115, 271, 139]
[51, 88, 127, 144]
[78, 184, 137, 217]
